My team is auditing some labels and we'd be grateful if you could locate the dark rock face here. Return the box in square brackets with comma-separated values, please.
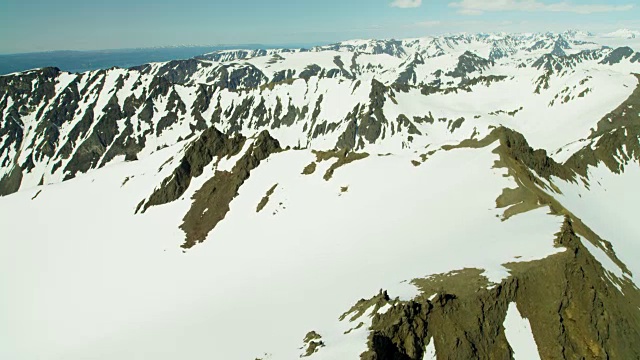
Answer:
[600, 47, 635, 65]
[358, 79, 388, 145]
[0, 68, 68, 192]
[459, 75, 507, 88]
[0, 56, 318, 196]
[446, 51, 493, 78]
[179, 130, 281, 248]
[359, 218, 640, 360]
[332, 79, 429, 150]
[565, 74, 640, 177]
[307, 94, 324, 136]
[299, 64, 322, 80]
[533, 49, 603, 72]
[550, 42, 567, 57]
[396, 115, 421, 135]
[136, 127, 282, 249]
[528, 40, 547, 51]
[63, 94, 124, 179]
[333, 56, 355, 80]
[154, 59, 202, 85]
[335, 117, 358, 150]
[0, 165, 22, 196]
[411, 117, 640, 358]
[318, 149, 369, 181]
[196, 49, 290, 63]
[554, 35, 572, 50]
[141, 125, 246, 212]
[497, 127, 575, 181]
[301, 331, 325, 357]
[271, 69, 296, 83]
[394, 54, 425, 86]
[256, 183, 278, 213]
[368, 39, 406, 57]
[32, 79, 83, 162]
[226, 96, 255, 134]
[101, 119, 147, 165]
[319, 39, 406, 58]
[0, 64, 235, 196]
[363, 299, 431, 360]
[489, 41, 517, 61]
[0, 114, 23, 177]
[156, 112, 179, 136]
[210, 64, 268, 90]
[192, 84, 214, 114]
[364, 289, 513, 360]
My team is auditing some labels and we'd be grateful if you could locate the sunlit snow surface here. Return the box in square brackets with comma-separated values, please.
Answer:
[504, 303, 541, 360]
[0, 142, 564, 359]
[423, 338, 437, 360]
[554, 163, 640, 287]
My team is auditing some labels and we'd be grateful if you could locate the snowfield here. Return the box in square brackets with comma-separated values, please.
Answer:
[504, 303, 540, 360]
[554, 163, 640, 287]
[0, 142, 565, 359]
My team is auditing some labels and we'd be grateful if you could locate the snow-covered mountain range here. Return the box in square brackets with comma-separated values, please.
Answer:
[604, 28, 640, 39]
[1, 30, 640, 359]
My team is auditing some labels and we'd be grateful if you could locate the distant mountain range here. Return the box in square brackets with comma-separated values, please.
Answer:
[603, 28, 640, 39]
[0, 44, 319, 75]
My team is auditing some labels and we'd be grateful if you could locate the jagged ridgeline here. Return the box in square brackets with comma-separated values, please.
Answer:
[355, 122, 640, 359]
[1, 31, 640, 359]
[359, 217, 640, 360]
[2, 32, 640, 197]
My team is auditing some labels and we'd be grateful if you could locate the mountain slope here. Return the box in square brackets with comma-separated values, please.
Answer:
[1, 31, 640, 360]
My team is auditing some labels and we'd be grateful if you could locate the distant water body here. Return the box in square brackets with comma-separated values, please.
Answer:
[0, 45, 302, 75]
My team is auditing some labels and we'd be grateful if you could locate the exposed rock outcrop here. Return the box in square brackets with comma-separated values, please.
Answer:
[565, 74, 640, 177]
[180, 130, 281, 248]
[140, 126, 246, 212]
[358, 218, 640, 360]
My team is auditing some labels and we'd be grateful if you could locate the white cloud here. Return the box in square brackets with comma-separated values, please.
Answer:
[391, 0, 422, 8]
[449, 0, 634, 15]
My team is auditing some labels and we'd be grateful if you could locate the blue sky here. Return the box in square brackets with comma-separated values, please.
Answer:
[1, 0, 639, 54]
